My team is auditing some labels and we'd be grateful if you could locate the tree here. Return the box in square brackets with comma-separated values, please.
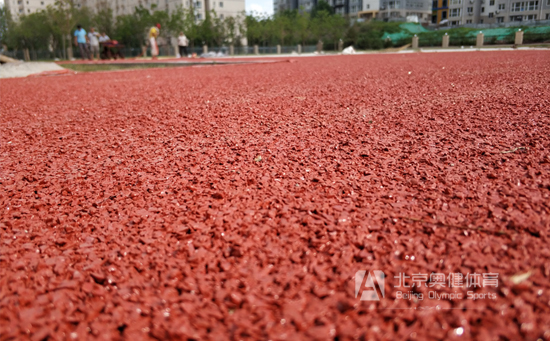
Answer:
[49, 0, 78, 59]
[244, 14, 262, 45]
[223, 12, 245, 46]
[327, 12, 347, 50]
[311, 9, 331, 43]
[114, 14, 143, 48]
[311, 0, 334, 18]
[93, 7, 115, 36]
[294, 9, 311, 46]
[15, 12, 52, 51]
[0, 6, 10, 48]
[113, 5, 165, 48]
[273, 10, 294, 46]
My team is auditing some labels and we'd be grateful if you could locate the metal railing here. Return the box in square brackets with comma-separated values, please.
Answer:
[0, 45, 323, 61]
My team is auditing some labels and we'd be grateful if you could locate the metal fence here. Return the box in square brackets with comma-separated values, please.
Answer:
[1, 44, 322, 61]
[2, 33, 547, 61]
[457, 19, 550, 30]
[414, 32, 548, 47]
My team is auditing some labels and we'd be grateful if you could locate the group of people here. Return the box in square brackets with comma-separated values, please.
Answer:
[74, 23, 190, 60]
[73, 25, 111, 60]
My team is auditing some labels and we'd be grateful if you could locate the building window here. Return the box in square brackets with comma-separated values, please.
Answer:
[388, 1, 399, 8]
[488, 12, 493, 17]
[525, 14, 536, 19]
[367, 3, 370, 8]
[511, 1, 539, 11]
[466, 19, 472, 22]
[546, 13, 550, 19]
[450, 0, 461, 4]
[450, 8, 461, 16]
[497, 16, 504, 22]
[450, 20, 460, 25]
[442, 0, 447, 6]
[195, 1, 201, 8]
[219, 1, 223, 6]
[18, 0, 22, 4]
[480, 19, 483, 22]
[481, 6, 485, 12]
[489, 0, 494, 4]
[498, 3, 505, 9]
[442, 10, 447, 18]
[467, 6, 473, 13]
[220, 14, 224, 19]
[41, 1, 44, 4]
[27, 9, 30, 12]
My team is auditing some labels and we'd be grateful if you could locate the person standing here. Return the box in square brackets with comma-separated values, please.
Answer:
[149, 24, 161, 60]
[178, 32, 189, 58]
[88, 27, 100, 60]
[74, 25, 91, 60]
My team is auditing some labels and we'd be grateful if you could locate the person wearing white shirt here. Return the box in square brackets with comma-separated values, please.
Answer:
[88, 27, 100, 60]
[178, 32, 189, 58]
[98, 33, 111, 59]
[98, 32, 110, 43]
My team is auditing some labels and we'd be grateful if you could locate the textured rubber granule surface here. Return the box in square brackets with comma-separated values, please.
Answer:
[1, 51, 550, 340]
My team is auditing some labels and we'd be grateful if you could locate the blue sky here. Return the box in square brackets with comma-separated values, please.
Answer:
[246, 0, 274, 15]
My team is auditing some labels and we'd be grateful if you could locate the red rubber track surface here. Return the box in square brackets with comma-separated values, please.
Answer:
[1, 51, 550, 340]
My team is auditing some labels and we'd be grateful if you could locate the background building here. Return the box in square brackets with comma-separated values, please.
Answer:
[273, 0, 549, 23]
[4, 0, 244, 21]
[76, 0, 244, 20]
[378, 0, 432, 22]
[432, 0, 550, 25]
[274, 0, 316, 13]
[4, 0, 56, 18]
[358, 0, 380, 19]
[273, 0, 432, 20]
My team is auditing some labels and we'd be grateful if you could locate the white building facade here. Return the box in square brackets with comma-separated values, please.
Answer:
[4, 0, 243, 21]
[75, 0, 244, 21]
[434, 0, 550, 25]
[4, 0, 56, 18]
[379, 0, 432, 23]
